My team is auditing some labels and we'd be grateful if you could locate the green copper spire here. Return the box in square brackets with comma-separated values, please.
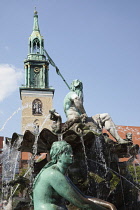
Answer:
[24, 10, 50, 89]
[28, 9, 45, 56]
[33, 8, 40, 32]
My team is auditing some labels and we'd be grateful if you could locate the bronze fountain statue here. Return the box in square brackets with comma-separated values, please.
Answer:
[7, 79, 140, 209]
[33, 141, 116, 209]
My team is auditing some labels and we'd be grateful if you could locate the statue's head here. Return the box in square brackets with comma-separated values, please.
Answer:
[33, 141, 73, 189]
[70, 80, 83, 99]
[70, 80, 83, 92]
[126, 132, 132, 141]
[50, 141, 73, 165]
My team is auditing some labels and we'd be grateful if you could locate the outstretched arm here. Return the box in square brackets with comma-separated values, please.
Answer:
[88, 198, 117, 210]
[49, 169, 107, 210]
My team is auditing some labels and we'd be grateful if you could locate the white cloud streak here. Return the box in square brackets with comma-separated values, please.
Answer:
[0, 64, 24, 102]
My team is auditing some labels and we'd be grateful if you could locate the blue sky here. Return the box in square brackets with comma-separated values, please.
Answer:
[0, 0, 140, 138]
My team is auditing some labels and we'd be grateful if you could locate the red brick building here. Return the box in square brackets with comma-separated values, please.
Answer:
[103, 125, 140, 163]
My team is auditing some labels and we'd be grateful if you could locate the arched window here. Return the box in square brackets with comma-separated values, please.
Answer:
[33, 38, 40, 54]
[32, 99, 42, 115]
[29, 41, 31, 53]
[41, 40, 44, 48]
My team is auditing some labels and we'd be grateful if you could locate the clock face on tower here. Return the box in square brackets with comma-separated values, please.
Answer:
[34, 67, 40, 73]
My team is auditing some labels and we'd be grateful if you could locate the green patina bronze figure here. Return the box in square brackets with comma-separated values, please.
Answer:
[33, 141, 116, 210]
[63, 79, 127, 144]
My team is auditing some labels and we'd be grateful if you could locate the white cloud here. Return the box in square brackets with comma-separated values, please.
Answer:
[0, 64, 24, 102]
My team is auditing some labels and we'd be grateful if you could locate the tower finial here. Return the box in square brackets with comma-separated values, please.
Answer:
[33, 7, 39, 31]
[34, 7, 37, 15]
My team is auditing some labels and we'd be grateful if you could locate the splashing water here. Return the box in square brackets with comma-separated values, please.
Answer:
[0, 107, 21, 132]
[80, 135, 91, 194]
[22, 122, 34, 134]
[58, 134, 63, 141]
[28, 114, 50, 164]
[117, 164, 126, 210]
[0, 103, 32, 133]
[95, 136, 108, 177]
[2, 136, 23, 200]
[132, 162, 138, 183]
[0, 104, 50, 136]
[10, 153, 45, 199]
[40, 114, 50, 131]
[23, 114, 51, 194]
[0, 107, 51, 205]
[80, 135, 89, 172]
[10, 167, 32, 199]
[1, 148, 45, 203]
[87, 158, 140, 191]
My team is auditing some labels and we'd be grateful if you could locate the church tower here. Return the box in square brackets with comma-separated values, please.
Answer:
[20, 10, 54, 134]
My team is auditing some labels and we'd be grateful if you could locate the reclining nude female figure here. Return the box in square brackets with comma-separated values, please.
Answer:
[33, 141, 116, 210]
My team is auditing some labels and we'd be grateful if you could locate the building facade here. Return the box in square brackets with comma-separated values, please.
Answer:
[103, 125, 140, 163]
[20, 10, 54, 135]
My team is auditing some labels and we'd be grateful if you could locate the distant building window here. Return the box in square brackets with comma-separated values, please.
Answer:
[32, 99, 42, 115]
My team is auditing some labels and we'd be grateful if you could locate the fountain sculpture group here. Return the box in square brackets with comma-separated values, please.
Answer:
[1, 80, 140, 209]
